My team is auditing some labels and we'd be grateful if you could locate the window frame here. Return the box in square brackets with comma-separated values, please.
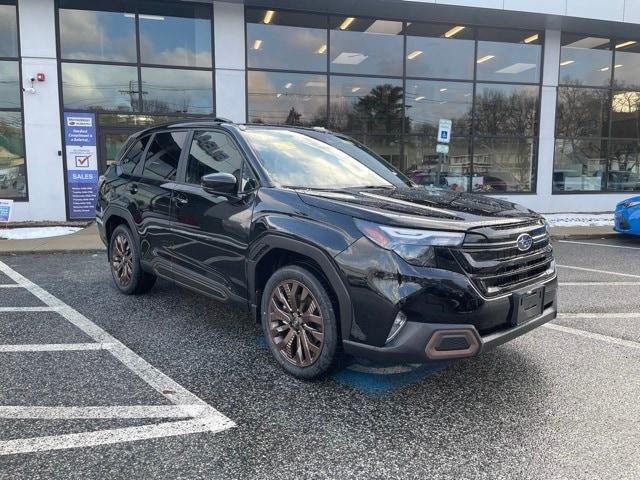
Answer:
[0, 0, 28, 202]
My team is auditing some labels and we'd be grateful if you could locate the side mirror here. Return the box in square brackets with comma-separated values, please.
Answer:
[201, 172, 238, 195]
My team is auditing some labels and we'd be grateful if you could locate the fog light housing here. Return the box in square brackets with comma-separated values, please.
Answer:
[386, 311, 407, 344]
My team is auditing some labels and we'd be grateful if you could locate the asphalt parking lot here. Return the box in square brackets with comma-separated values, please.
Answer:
[0, 237, 639, 479]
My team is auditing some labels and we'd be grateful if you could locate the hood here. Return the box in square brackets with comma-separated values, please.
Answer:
[297, 186, 540, 232]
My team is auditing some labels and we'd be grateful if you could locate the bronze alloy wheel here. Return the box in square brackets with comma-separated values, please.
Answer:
[268, 280, 325, 367]
[112, 232, 133, 287]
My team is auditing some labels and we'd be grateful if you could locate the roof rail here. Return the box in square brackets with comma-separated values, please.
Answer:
[213, 116, 234, 123]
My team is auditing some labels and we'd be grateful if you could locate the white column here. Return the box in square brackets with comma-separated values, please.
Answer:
[214, 2, 246, 123]
[13, 0, 65, 221]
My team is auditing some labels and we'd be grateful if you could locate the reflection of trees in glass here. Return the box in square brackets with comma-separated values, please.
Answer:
[474, 88, 537, 136]
[285, 107, 302, 125]
[330, 84, 406, 133]
[556, 85, 609, 137]
[611, 89, 640, 140]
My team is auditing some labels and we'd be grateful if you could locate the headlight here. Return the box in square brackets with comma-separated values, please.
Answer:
[354, 219, 465, 267]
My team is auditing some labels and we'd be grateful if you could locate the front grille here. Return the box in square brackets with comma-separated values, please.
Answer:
[452, 220, 554, 296]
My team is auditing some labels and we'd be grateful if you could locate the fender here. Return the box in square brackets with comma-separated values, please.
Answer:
[247, 234, 354, 340]
[102, 205, 141, 259]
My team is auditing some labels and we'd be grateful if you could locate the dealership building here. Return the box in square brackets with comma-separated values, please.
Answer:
[3, 0, 640, 221]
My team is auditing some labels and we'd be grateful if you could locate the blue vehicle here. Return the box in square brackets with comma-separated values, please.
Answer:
[614, 196, 640, 236]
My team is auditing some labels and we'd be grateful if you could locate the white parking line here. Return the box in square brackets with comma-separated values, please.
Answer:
[545, 323, 640, 350]
[559, 282, 640, 286]
[0, 405, 208, 420]
[0, 260, 235, 455]
[557, 312, 640, 319]
[0, 284, 21, 288]
[0, 307, 59, 312]
[558, 240, 640, 251]
[557, 264, 640, 279]
[0, 418, 229, 456]
[0, 343, 107, 352]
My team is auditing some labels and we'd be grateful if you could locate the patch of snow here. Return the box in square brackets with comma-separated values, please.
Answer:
[0, 226, 82, 240]
[543, 213, 614, 227]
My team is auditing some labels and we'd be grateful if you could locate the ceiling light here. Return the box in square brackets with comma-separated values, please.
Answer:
[407, 50, 423, 60]
[444, 26, 465, 38]
[332, 52, 368, 65]
[252, 39, 263, 50]
[284, 82, 293, 89]
[339, 17, 355, 30]
[496, 63, 536, 74]
[599, 66, 610, 71]
[263, 10, 275, 24]
[615, 64, 624, 68]
[565, 37, 609, 49]
[305, 81, 326, 88]
[351, 86, 361, 93]
[464, 93, 472, 97]
[616, 40, 637, 49]
[523, 34, 539, 44]
[415, 96, 425, 101]
[439, 88, 448, 92]
[124, 13, 164, 20]
[317, 44, 327, 54]
[477, 55, 495, 64]
[365, 20, 403, 35]
[276, 93, 282, 98]
[560, 60, 575, 66]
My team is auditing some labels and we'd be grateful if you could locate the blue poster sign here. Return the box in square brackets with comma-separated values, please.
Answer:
[64, 112, 98, 219]
[0, 199, 12, 222]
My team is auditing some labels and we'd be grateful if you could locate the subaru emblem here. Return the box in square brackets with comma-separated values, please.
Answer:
[516, 233, 533, 252]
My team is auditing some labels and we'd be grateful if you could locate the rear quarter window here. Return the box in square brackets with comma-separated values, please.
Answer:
[119, 135, 151, 175]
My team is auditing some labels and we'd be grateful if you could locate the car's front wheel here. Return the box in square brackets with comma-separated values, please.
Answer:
[109, 224, 156, 295]
[261, 265, 339, 380]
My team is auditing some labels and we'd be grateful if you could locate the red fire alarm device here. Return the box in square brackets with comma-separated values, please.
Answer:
[36, 73, 45, 82]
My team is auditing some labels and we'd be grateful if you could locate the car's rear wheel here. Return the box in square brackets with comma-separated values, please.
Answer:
[109, 224, 156, 295]
[261, 265, 339, 380]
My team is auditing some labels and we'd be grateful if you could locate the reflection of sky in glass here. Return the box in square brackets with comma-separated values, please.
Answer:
[141, 68, 213, 114]
[62, 63, 138, 111]
[613, 51, 640, 90]
[247, 23, 327, 71]
[406, 37, 474, 80]
[0, 5, 18, 57]
[248, 71, 327, 125]
[560, 46, 612, 86]
[244, 129, 391, 188]
[59, 9, 137, 62]
[0, 61, 20, 109]
[405, 81, 473, 135]
[139, 15, 211, 67]
[330, 30, 403, 76]
[476, 41, 541, 83]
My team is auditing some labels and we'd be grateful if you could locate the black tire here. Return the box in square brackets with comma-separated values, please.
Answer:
[109, 224, 156, 295]
[261, 265, 340, 380]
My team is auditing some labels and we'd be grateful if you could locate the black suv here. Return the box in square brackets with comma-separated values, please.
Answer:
[97, 120, 557, 379]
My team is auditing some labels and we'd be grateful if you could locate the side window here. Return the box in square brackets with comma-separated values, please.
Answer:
[142, 131, 188, 181]
[185, 130, 246, 187]
[119, 135, 150, 175]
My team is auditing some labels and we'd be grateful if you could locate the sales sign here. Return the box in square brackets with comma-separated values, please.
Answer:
[438, 119, 452, 144]
[64, 112, 98, 219]
[0, 199, 13, 222]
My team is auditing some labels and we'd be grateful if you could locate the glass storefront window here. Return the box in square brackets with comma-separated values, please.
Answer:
[406, 23, 474, 80]
[472, 138, 536, 192]
[138, 2, 212, 68]
[0, 4, 18, 57]
[0, 61, 20, 109]
[247, 71, 327, 126]
[476, 29, 542, 84]
[329, 76, 403, 134]
[405, 80, 472, 136]
[613, 41, 640, 90]
[141, 67, 213, 114]
[611, 90, 640, 138]
[59, 6, 137, 62]
[559, 34, 612, 87]
[246, 9, 327, 72]
[556, 87, 610, 138]
[405, 136, 471, 192]
[475, 83, 539, 136]
[553, 139, 606, 192]
[329, 17, 403, 76]
[62, 63, 139, 111]
[607, 140, 640, 191]
[0, 112, 27, 199]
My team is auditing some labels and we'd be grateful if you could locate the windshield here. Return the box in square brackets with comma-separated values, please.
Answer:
[242, 128, 411, 190]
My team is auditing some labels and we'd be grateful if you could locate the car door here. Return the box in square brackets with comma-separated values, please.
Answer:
[169, 128, 258, 302]
[134, 130, 189, 273]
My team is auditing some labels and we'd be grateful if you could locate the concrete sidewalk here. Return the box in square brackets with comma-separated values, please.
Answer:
[0, 222, 618, 255]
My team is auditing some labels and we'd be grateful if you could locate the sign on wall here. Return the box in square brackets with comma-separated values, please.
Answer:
[64, 112, 98, 219]
[0, 199, 13, 222]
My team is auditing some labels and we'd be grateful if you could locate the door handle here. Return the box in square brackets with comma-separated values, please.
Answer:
[129, 184, 138, 194]
[174, 194, 188, 206]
